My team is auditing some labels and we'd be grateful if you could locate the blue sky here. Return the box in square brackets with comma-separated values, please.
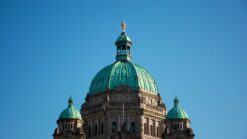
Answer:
[0, 0, 247, 139]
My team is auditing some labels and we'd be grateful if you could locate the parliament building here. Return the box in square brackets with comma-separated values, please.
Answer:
[53, 22, 195, 139]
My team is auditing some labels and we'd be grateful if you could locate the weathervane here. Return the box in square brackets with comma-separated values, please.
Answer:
[121, 21, 127, 32]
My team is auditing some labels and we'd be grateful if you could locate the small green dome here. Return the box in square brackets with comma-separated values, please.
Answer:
[115, 32, 132, 45]
[89, 61, 158, 95]
[166, 97, 188, 119]
[59, 97, 82, 120]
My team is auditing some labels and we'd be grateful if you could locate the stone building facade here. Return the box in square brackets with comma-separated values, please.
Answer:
[53, 22, 195, 139]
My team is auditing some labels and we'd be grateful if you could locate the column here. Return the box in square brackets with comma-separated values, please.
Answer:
[139, 115, 144, 139]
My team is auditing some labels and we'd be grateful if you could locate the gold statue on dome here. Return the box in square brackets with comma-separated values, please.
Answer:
[121, 21, 127, 32]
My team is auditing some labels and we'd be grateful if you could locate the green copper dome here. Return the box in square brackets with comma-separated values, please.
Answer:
[166, 97, 189, 119]
[115, 32, 132, 45]
[89, 61, 158, 95]
[59, 97, 82, 120]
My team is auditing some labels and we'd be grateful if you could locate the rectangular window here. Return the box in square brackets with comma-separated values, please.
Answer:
[144, 123, 148, 134]
[101, 123, 104, 134]
[156, 127, 159, 137]
[95, 125, 97, 136]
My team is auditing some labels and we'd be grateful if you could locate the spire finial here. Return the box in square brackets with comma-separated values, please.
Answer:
[68, 96, 73, 106]
[174, 95, 179, 107]
[121, 21, 127, 32]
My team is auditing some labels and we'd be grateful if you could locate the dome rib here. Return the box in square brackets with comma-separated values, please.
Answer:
[128, 62, 139, 90]
[133, 64, 159, 93]
[108, 62, 118, 90]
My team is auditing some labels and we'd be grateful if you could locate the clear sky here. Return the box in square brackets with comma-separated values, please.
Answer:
[0, 0, 247, 139]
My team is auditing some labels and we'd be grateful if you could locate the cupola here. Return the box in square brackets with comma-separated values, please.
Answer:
[59, 96, 82, 120]
[166, 96, 188, 119]
[115, 21, 132, 62]
[164, 97, 194, 139]
[53, 97, 84, 139]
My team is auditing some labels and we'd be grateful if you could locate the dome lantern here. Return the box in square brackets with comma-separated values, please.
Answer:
[68, 96, 73, 107]
[115, 21, 132, 62]
[174, 96, 179, 107]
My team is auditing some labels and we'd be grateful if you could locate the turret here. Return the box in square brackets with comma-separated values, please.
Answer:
[53, 97, 85, 139]
[163, 97, 195, 139]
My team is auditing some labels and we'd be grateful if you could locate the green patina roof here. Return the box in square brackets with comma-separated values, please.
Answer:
[166, 97, 188, 119]
[89, 61, 158, 95]
[115, 32, 132, 44]
[59, 97, 82, 120]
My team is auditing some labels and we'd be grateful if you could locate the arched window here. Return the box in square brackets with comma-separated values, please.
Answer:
[95, 125, 98, 136]
[174, 123, 180, 130]
[156, 126, 159, 137]
[144, 123, 148, 134]
[180, 122, 184, 130]
[144, 118, 148, 134]
[112, 121, 117, 133]
[88, 126, 91, 137]
[150, 124, 154, 136]
[130, 122, 135, 133]
[100, 123, 104, 134]
[150, 120, 155, 136]
[173, 123, 176, 130]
